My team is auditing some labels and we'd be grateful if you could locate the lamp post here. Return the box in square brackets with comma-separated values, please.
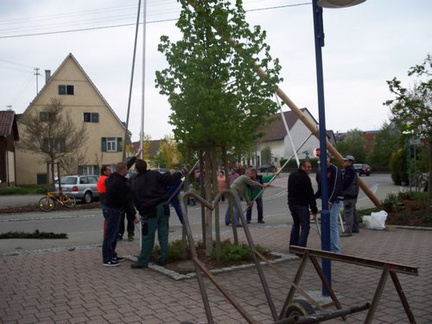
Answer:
[312, 0, 365, 295]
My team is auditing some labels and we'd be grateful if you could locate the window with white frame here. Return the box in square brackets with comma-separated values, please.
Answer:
[101, 137, 122, 152]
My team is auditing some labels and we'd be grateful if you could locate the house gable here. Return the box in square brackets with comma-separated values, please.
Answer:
[253, 108, 337, 166]
[0, 110, 19, 186]
[16, 53, 127, 185]
[0, 110, 19, 141]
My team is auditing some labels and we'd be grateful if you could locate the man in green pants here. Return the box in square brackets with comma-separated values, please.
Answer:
[130, 159, 187, 268]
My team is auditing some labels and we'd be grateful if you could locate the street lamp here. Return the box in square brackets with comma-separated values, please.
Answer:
[312, 0, 365, 295]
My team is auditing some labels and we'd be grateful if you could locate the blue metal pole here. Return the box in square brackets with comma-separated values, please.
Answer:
[312, 0, 331, 296]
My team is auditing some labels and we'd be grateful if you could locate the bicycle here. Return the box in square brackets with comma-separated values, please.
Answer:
[38, 189, 76, 212]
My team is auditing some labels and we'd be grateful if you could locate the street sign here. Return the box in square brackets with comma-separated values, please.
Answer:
[409, 139, 421, 146]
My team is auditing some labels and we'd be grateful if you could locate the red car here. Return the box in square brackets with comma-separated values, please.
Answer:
[354, 163, 372, 176]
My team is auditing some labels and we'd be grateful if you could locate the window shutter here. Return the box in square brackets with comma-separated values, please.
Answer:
[58, 85, 66, 95]
[59, 139, 66, 152]
[92, 113, 99, 123]
[117, 138, 122, 152]
[101, 137, 107, 152]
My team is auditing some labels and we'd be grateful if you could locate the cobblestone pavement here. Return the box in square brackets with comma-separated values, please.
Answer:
[1, 219, 431, 323]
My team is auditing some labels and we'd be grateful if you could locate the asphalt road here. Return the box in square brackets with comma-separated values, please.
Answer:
[0, 173, 400, 255]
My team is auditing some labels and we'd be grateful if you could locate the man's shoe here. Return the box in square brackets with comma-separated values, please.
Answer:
[258, 220, 265, 224]
[225, 222, 231, 226]
[352, 229, 360, 233]
[117, 235, 123, 241]
[112, 256, 125, 262]
[157, 258, 167, 266]
[247, 220, 251, 224]
[128, 234, 134, 241]
[103, 260, 120, 267]
[130, 263, 147, 269]
[340, 232, 352, 237]
[236, 224, 243, 227]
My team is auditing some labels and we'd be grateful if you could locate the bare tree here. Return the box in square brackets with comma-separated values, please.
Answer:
[60, 151, 88, 175]
[18, 98, 88, 184]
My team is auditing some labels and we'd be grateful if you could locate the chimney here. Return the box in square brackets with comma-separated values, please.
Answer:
[45, 70, 51, 84]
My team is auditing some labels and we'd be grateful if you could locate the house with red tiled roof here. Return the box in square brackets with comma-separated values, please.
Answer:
[250, 108, 336, 167]
[335, 130, 379, 150]
[0, 110, 19, 187]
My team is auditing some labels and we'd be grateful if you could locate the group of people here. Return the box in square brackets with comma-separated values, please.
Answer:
[288, 154, 360, 254]
[98, 153, 358, 267]
[98, 152, 187, 268]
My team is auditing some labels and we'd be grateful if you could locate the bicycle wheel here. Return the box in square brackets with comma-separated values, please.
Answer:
[63, 195, 76, 208]
[39, 197, 56, 211]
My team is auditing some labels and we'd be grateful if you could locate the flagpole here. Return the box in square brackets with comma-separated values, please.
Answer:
[139, 0, 147, 158]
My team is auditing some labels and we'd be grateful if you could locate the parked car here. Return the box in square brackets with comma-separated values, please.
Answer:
[259, 164, 276, 173]
[354, 163, 373, 176]
[152, 168, 167, 174]
[56, 175, 99, 203]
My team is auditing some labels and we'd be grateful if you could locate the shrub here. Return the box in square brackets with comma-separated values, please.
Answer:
[0, 186, 46, 195]
[154, 239, 270, 265]
[0, 229, 67, 239]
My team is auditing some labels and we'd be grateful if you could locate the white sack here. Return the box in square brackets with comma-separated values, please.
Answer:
[370, 211, 388, 230]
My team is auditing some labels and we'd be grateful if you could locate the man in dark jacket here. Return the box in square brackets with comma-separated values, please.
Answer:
[288, 160, 318, 248]
[342, 155, 359, 236]
[315, 156, 344, 253]
[102, 162, 130, 267]
[130, 160, 187, 269]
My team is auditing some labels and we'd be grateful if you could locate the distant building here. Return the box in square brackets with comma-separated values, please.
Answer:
[15, 53, 127, 185]
[335, 130, 379, 151]
[247, 108, 336, 167]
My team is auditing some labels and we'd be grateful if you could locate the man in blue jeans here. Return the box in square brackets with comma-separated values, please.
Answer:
[288, 160, 318, 248]
[315, 156, 344, 253]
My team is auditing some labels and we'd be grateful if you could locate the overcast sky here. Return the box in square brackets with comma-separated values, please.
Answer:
[1, 0, 431, 141]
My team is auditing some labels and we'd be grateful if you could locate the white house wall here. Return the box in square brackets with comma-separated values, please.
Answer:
[286, 120, 320, 160]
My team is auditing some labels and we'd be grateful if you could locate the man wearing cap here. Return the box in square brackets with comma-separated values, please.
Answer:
[342, 155, 359, 236]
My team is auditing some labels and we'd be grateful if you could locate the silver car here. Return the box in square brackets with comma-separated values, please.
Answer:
[56, 175, 99, 203]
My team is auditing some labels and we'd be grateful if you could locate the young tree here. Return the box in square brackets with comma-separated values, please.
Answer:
[384, 54, 432, 214]
[160, 135, 183, 169]
[18, 99, 88, 184]
[336, 128, 366, 163]
[368, 122, 401, 168]
[261, 146, 272, 165]
[155, 0, 282, 253]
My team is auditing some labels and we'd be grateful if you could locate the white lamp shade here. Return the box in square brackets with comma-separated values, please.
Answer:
[317, 0, 366, 8]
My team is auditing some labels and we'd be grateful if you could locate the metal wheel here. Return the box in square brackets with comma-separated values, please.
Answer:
[82, 191, 92, 204]
[285, 299, 315, 319]
[39, 197, 56, 212]
[63, 195, 76, 208]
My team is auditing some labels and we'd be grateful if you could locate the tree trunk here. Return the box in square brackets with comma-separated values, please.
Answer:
[199, 151, 206, 246]
[214, 147, 222, 262]
[427, 139, 432, 219]
[204, 148, 214, 257]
